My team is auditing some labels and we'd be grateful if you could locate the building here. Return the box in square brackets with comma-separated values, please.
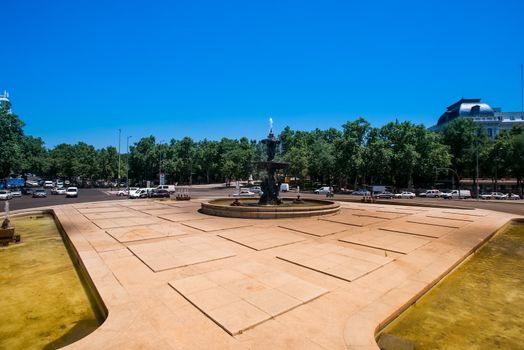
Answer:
[0, 90, 11, 113]
[430, 98, 524, 138]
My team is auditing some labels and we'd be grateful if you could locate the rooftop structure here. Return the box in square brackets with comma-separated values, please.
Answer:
[430, 98, 524, 138]
[0, 90, 12, 114]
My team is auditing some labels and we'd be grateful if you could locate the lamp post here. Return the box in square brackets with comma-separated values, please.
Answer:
[158, 140, 165, 186]
[127, 136, 132, 198]
[118, 129, 121, 186]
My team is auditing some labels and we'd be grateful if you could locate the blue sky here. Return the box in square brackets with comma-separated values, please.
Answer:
[2, 0, 524, 149]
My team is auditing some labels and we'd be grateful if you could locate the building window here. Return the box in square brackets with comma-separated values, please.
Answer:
[521, 116, 524, 121]
[487, 128, 493, 138]
[510, 116, 515, 120]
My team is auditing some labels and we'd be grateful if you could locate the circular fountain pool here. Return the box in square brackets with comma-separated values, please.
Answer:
[200, 198, 340, 219]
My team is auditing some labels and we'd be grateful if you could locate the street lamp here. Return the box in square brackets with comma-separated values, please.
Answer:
[127, 136, 132, 197]
[159, 140, 165, 186]
[118, 129, 121, 186]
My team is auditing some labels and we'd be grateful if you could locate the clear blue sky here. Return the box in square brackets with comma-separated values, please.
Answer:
[2, 0, 524, 149]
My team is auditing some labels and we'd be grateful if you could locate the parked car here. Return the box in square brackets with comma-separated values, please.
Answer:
[32, 189, 47, 198]
[395, 191, 415, 199]
[0, 190, 12, 200]
[233, 190, 256, 197]
[249, 186, 262, 194]
[441, 190, 472, 199]
[21, 188, 33, 195]
[502, 193, 521, 200]
[352, 189, 370, 196]
[280, 183, 290, 192]
[421, 189, 442, 198]
[10, 189, 22, 198]
[376, 191, 395, 199]
[51, 187, 66, 195]
[314, 186, 332, 195]
[65, 187, 78, 198]
[150, 189, 170, 198]
[26, 180, 39, 187]
[44, 180, 54, 188]
[156, 185, 176, 193]
[130, 188, 152, 199]
[480, 192, 505, 200]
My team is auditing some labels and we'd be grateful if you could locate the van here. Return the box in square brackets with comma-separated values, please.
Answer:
[156, 185, 176, 193]
[442, 190, 471, 199]
[280, 183, 289, 192]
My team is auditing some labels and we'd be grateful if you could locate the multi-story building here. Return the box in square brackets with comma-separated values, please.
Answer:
[430, 98, 524, 138]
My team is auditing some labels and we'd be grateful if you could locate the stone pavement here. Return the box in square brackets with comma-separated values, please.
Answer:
[48, 199, 517, 349]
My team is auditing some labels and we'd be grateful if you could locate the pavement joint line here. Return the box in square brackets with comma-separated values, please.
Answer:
[406, 220, 461, 229]
[425, 215, 474, 222]
[378, 227, 440, 239]
[126, 245, 236, 273]
[319, 218, 363, 227]
[337, 240, 409, 255]
[441, 210, 487, 217]
[276, 256, 388, 283]
[275, 225, 341, 237]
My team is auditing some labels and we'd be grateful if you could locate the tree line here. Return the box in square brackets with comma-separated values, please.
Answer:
[1, 102, 524, 194]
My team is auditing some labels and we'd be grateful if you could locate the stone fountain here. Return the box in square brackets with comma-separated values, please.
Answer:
[200, 119, 341, 219]
[257, 118, 289, 205]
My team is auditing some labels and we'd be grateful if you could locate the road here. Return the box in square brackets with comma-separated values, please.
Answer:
[4, 186, 524, 217]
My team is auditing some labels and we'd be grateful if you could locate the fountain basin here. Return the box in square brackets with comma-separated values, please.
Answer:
[201, 198, 340, 219]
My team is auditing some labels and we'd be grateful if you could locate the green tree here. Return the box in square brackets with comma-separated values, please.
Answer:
[0, 102, 25, 178]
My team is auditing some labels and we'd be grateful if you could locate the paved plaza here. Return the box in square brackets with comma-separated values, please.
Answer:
[46, 199, 516, 349]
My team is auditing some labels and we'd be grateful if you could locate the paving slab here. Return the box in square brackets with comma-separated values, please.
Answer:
[321, 213, 385, 227]
[278, 220, 351, 237]
[159, 212, 211, 223]
[352, 211, 408, 220]
[77, 207, 126, 214]
[169, 263, 328, 335]
[82, 210, 148, 220]
[425, 213, 476, 222]
[407, 217, 467, 228]
[339, 230, 432, 254]
[106, 223, 201, 243]
[442, 210, 487, 217]
[128, 236, 236, 272]
[91, 216, 163, 229]
[217, 226, 306, 250]
[139, 207, 193, 216]
[378, 221, 455, 238]
[278, 242, 393, 282]
[182, 218, 253, 232]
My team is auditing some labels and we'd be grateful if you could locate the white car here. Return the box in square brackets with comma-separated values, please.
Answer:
[249, 186, 262, 194]
[395, 191, 415, 199]
[0, 190, 12, 200]
[480, 192, 505, 200]
[44, 180, 54, 188]
[314, 186, 331, 195]
[502, 193, 521, 200]
[130, 188, 152, 199]
[233, 190, 256, 197]
[10, 189, 22, 198]
[65, 187, 78, 198]
[117, 187, 138, 196]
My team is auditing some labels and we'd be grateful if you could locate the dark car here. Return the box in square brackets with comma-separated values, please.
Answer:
[149, 189, 170, 198]
[21, 188, 33, 195]
[32, 189, 47, 198]
[376, 191, 395, 199]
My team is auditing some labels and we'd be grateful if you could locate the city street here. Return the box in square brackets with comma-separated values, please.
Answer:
[5, 186, 524, 216]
